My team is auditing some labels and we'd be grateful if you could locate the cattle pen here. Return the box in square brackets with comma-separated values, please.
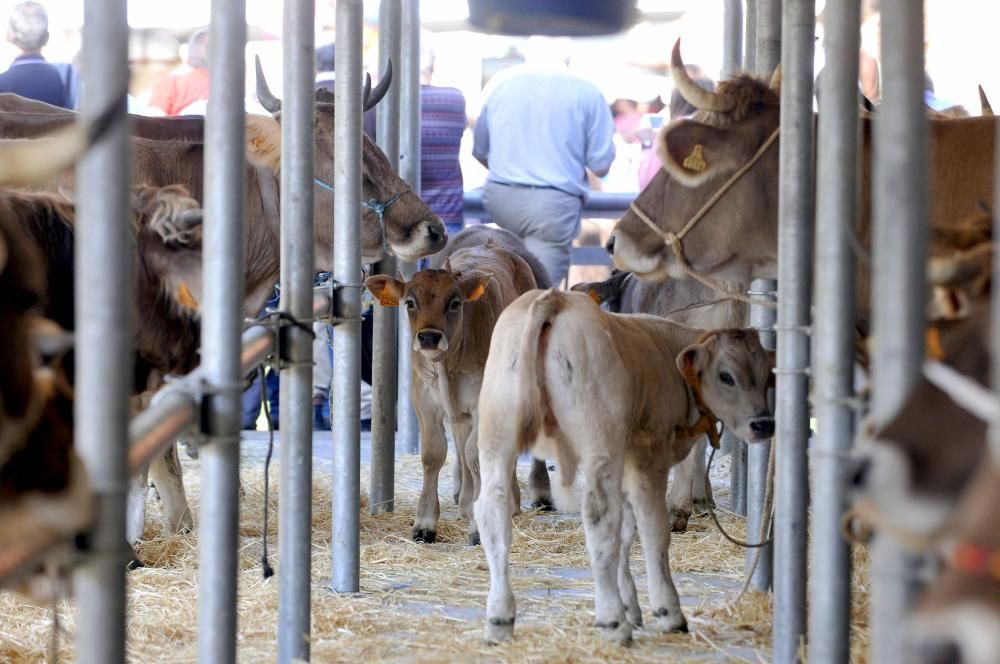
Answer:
[1, 1, 998, 664]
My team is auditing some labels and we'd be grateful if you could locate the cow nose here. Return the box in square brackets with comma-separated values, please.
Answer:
[417, 330, 442, 348]
[426, 222, 444, 245]
[847, 456, 872, 488]
[916, 637, 962, 664]
[749, 417, 774, 439]
[605, 234, 616, 255]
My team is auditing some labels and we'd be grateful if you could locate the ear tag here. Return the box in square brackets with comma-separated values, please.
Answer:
[682, 144, 708, 172]
[177, 282, 199, 310]
[252, 137, 267, 150]
[378, 291, 400, 307]
[468, 282, 488, 301]
[587, 289, 602, 305]
[925, 326, 945, 361]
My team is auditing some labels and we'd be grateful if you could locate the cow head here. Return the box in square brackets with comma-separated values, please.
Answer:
[365, 261, 492, 361]
[675, 329, 774, 442]
[569, 270, 631, 312]
[607, 39, 781, 284]
[250, 58, 448, 264]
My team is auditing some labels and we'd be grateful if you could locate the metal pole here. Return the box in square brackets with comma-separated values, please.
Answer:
[332, 0, 364, 594]
[870, 2, 928, 662]
[744, 0, 758, 74]
[747, 280, 775, 592]
[73, 0, 130, 660]
[371, 0, 402, 515]
[723, 0, 744, 79]
[773, 1, 815, 661]
[277, 0, 315, 658]
[397, 0, 421, 456]
[809, 0, 860, 660]
[755, 0, 782, 77]
[730, 429, 747, 515]
[198, 0, 246, 660]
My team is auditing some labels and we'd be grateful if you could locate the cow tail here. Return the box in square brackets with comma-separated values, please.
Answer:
[515, 289, 566, 454]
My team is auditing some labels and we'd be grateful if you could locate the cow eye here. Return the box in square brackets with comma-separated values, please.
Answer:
[404, 298, 416, 310]
[719, 371, 735, 386]
[449, 299, 463, 312]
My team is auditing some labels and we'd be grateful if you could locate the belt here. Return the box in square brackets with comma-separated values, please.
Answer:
[490, 181, 580, 199]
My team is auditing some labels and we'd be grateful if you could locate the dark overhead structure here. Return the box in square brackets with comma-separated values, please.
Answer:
[467, 0, 638, 36]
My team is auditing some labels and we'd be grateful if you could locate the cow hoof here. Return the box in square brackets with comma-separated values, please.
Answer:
[596, 620, 632, 646]
[485, 617, 515, 644]
[412, 528, 437, 544]
[181, 440, 199, 460]
[530, 497, 555, 512]
[651, 608, 688, 633]
[626, 607, 643, 628]
[453, 492, 460, 505]
[127, 548, 145, 570]
[670, 508, 690, 533]
[468, 532, 481, 546]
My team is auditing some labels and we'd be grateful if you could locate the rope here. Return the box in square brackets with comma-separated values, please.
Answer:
[839, 497, 936, 553]
[258, 365, 275, 580]
[703, 443, 775, 550]
[727, 439, 776, 607]
[313, 177, 409, 259]
[629, 127, 781, 309]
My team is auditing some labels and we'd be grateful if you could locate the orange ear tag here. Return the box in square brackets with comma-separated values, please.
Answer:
[925, 327, 945, 361]
[682, 144, 708, 172]
[378, 291, 400, 307]
[587, 289, 602, 305]
[467, 282, 488, 301]
[177, 282, 199, 310]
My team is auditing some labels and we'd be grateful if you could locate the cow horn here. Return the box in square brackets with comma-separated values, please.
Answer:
[927, 256, 960, 285]
[671, 40, 733, 113]
[769, 64, 782, 90]
[363, 59, 393, 112]
[177, 209, 204, 228]
[255, 55, 282, 115]
[979, 84, 993, 116]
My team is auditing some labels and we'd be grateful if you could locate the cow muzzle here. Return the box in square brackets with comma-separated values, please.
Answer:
[392, 219, 449, 261]
[747, 415, 775, 441]
[414, 328, 448, 354]
[608, 228, 670, 281]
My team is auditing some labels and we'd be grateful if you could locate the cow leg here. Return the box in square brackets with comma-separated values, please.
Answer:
[464, 417, 483, 546]
[667, 440, 697, 532]
[451, 418, 476, 521]
[618, 498, 642, 627]
[126, 469, 149, 545]
[148, 444, 193, 534]
[581, 454, 630, 644]
[413, 384, 447, 543]
[628, 456, 687, 633]
[475, 430, 518, 644]
[451, 432, 463, 505]
[528, 457, 554, 511]
[691, 438, 714, 509]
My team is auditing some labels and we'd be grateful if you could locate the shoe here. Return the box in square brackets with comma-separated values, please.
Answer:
[361, 419, 371, 432]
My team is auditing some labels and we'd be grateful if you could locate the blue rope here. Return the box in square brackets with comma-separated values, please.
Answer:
[314, 177, 407, 258]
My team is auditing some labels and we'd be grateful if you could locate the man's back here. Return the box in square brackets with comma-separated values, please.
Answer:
[473, 67, 615, 199]
[0, 54, 70, 108]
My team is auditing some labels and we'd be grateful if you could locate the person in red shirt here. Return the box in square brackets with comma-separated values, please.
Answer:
[147, 29, 209, 117]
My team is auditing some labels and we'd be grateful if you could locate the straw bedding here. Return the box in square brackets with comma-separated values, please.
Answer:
[0, 451, 871, 663]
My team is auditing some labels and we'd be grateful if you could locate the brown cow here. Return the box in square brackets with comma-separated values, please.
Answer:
[474, 289, 773, 644]
[365, 231, 538, 544]
[607, 40, 994, 324]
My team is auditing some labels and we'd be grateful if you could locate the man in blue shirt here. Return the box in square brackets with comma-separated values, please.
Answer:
[0, 1, 77, 109]
[473, 53, 615, 286]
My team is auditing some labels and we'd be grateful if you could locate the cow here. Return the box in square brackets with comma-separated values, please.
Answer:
[474, 289, 774, 645]
[607, 40, 994, 328]
[429, 224, 555, 511]
[365, 229, 538, 545]
[571, 271, 748, 531]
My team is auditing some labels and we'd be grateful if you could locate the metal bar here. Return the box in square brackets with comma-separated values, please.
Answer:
[744, 0, 758, 74]
[755, 0, 782, 77]
[277, 0, 316, 658]
[729, 429, 747, 515]
[198, 0, 247, 659]
[397, 0, 421, 456]
[722, 0, 744, 79]
[773, 1, 816, 661]
[870, 2, 928, 661]
[371, 0, 403, 515]
[747, 279, 775, 592]
[72, 0, 130, 660]
[809, 0, 860, 659]
[332, 0, 364, 594]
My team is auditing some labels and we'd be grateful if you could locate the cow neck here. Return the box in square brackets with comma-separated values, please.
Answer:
[674, 366, 721, 449]
[630, 126, 780, 310]
[257, 166, 280, 229]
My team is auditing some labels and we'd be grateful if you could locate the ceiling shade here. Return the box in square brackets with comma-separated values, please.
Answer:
[467, 0, 638, 36]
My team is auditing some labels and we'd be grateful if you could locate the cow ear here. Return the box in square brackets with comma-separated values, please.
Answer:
[676, 343, 709, 376]
[658, 119, 741, 187]
[459, 271, 492, 302]
[31, 317, 74, 364]
[245, 115, 282, 170]
[365, 274, 405, 307]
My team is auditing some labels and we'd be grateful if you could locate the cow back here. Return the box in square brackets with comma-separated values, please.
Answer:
[431, 225, 552, 290]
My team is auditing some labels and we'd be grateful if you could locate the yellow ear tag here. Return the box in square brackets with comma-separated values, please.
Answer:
[251, 137, 267, 150]
[378, 290, 400, 307]
[925, 327, 945, 361]
[467, 282, 488, 302]
[682, 144, 708, 172]
[587, 289, 602, 305]
[177, 282, 199, 310]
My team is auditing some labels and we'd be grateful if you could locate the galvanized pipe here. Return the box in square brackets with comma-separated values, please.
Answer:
[809, 0, 860, 660]
[332, 0, 364, 594]
[198, 0, 247, 660]
[773, 1, 816, 661]
[747, 280, 775, 592]
[870, 2, 929, 661]
[371, 0, 403, 515]
[744, 0, 758, 74]
[397, 0, 422, 456]
[755, 0, 781, 77]
[730, 430, 747, 515]
[277, 0, 316, 658]
[722, 0, 743, 79]
[72, 0, 130, 660]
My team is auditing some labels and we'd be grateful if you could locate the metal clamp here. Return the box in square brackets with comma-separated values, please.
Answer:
[772, 324, 813, 335]
[318, 274, 366, 326]
[772, 367, 812, 377]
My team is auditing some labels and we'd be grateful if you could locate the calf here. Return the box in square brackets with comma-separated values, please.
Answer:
[366, 234, 537, 544]
[571, 271, 747, 531]
[475, 289, 773, 644]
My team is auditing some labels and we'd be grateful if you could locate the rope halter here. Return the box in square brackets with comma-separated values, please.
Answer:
[314, 177, 408, 258]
